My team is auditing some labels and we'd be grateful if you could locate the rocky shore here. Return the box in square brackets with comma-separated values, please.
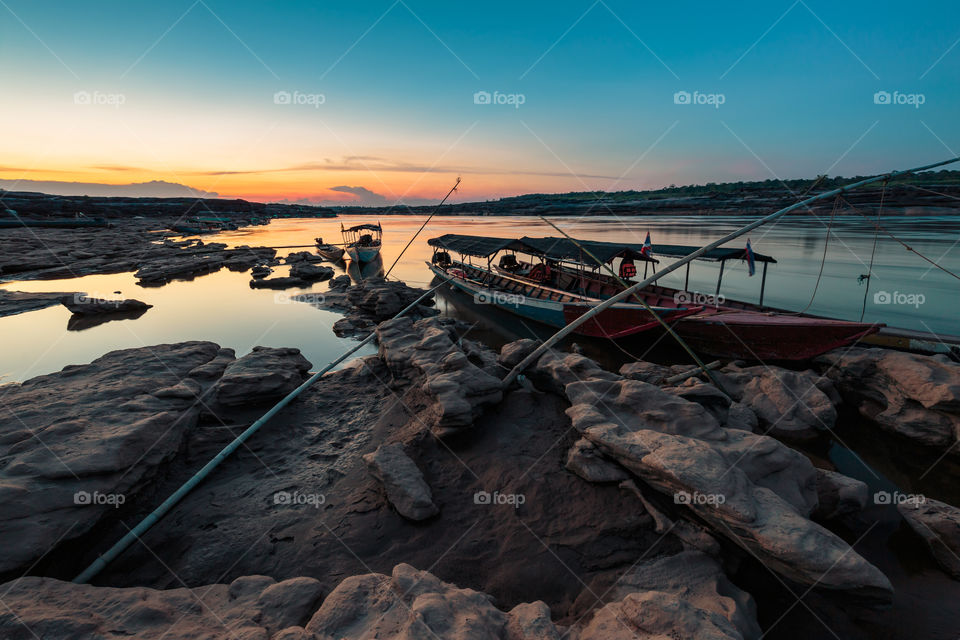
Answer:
[2, 303, 960, 639]
[0, 218, 276, 283]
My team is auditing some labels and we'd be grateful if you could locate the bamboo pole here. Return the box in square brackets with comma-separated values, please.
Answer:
[503, 156, 960, 384]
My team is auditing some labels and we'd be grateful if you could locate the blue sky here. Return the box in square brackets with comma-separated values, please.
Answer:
[1, 0, 957, 203]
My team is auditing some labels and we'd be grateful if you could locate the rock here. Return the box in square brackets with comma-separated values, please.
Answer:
[578, 591, 744, 640]
[289, 262, 334, 281]
[542, 350, 889, 601]
[817, 348, 960, 451]
[0, 290, 77, 318]
[726, 402, 759, 432]
[60, 295, 152, 315]
[598, 550, 762, 640]
[565, 438, 628, 482]
[377, 317, 503, 435]
[673, 380, 732, 426]
[254, 576, 325, 636]
[212, 346, 311, 407]
[619, 360, 673, 384]
[306, 563, 510, 638]
[0, 574, 320, 639]
[585, 423, 890, 598]
[715, 364, 837, 441]
[249, 276, 310, 289]
[363, 443, 438, 521]
[497, 338, 541, 370]
[898, 496, 960, 579]
[286, 251, 324, 263]
[0, 341, 227, 574]
[328, 274, 351, 291]
[813, 468, 869, 520]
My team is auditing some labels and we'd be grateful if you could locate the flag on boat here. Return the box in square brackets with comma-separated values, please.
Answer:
[640, 232, 653, 258]
[745, 238, 756, 276]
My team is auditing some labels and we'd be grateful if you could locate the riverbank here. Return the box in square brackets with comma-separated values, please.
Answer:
[1, 286, 959, 638]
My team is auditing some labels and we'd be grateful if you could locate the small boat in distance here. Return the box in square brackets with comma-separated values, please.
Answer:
[342, 223, 382, 263]
[427, 234, 882, 361]
[314, 237, 345, 262]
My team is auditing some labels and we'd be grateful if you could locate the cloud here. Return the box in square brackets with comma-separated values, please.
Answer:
[194, 156, 617, 180]
[0, 179, 218, 199]
[328, 185, 388, 205]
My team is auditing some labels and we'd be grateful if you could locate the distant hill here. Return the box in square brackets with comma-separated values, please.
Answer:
[331, 169, 960, 217]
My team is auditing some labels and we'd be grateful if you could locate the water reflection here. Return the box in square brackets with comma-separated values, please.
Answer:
[2, 214, 958, 382]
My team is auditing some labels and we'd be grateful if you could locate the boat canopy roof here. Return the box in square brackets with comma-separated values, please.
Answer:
[344, 223, 381, 232]
[427, 234, 776, 264]
[650, 244, 776, 263]
[428, 234, 527, 258]
[518, 236, 658, 263]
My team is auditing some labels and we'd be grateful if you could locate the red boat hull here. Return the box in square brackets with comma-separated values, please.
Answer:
[562, 303, 701, 338]
[675, 311, 882, 361]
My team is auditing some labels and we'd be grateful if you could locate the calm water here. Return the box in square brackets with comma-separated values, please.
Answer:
[2, 214, 958, 382]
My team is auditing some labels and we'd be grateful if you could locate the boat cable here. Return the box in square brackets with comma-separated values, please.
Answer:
[859, 181, 887, 322]
[840, 196, 960, 283]
[72, 275, 455, 584]
[785, 196, 840, 316]
[538, 216, 733, 398]
[502, 156, 960, 386]
[384, 177, 461, 279]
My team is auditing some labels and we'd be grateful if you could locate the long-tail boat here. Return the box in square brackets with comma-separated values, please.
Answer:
[427, 234, 882, 360]
[425, 235, 702, 338]
[341, 223, 382, 262]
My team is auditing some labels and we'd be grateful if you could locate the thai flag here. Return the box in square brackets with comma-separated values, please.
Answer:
[640, 231, 653, 258]
[745, 238, 756, 277]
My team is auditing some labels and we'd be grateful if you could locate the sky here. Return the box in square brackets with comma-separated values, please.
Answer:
[1, 0, 958, 205]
